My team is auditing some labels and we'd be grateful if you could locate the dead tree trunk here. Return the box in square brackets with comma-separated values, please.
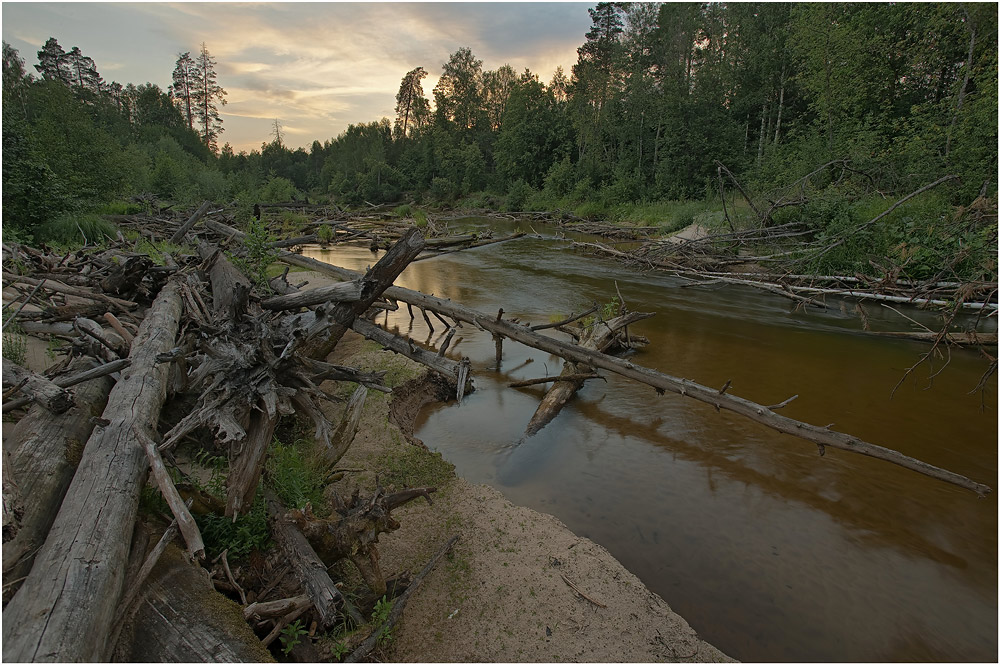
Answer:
[266, 493, 364, 628]
[1, 361, 74, 414]
[2, 276, 184, 663]
[113, 544, 271, 663]
[522, 311, 652, 438]
[301, 227, 425, 359]
[2, 358, 114, 601]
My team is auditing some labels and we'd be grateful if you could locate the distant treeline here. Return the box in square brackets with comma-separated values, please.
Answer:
[3, 4, 997, 248]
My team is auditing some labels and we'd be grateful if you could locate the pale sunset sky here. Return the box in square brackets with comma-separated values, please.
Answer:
[1, 2, 593, 152]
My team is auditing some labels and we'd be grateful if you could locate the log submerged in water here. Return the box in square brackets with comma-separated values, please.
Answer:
[522, 310, 653, 439]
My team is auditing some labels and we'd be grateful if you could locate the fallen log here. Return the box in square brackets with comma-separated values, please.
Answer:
[327, 385, 367, 471]
[344, 534, 459, 663]
[300, 227, 425, 360]
[351, 317, 472, 394]
[168, 199, 212, 245]
[266, 493, 364, 628]
[2, 358, 129, 413]
[208, 221, 993, 494]
[522, 311, 652, 438]
[3, 273, 137, 311]
[868, 331, 998, 345]
[412, 232, 526, 262]
[2, 357, 114, 601]
[509, 372, 604, 388]
[2, 276, 184, 662]
[261, 279, 363, 311]
[113, 543, 273, 663]
[289, 485, 436, 597]
[1, 361, 74, 414]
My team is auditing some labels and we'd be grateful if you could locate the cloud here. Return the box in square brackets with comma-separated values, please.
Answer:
[2, 2, 593, 152]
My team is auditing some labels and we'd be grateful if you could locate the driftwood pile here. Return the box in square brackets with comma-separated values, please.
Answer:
[1, 203, 473, 662]
[1, 199, 994, 662]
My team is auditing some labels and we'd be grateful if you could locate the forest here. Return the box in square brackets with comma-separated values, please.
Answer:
[3, 2, 997, 281]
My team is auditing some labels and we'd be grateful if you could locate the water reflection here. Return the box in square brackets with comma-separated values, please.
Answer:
[302, 220, 997, 662]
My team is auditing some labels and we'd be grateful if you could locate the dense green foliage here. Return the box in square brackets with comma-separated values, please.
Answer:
[3, 4, 996, 278]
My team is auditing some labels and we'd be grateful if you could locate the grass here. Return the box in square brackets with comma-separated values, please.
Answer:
[34, 213, 119, 247]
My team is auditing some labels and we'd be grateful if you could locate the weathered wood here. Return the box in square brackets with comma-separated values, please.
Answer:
[168, 200, 211, 245]
[412, 232, 526, 262]
[244, 594, 311, 621]
[327, 385, 367, 470]
[2, 277, 184, 662]
[2, 447, 22, 544]
[113, 544, 273, 663]
[2, 358, 128, 413]
[261, 279, 364, 310]
[3, 273, 137, 311]
[289, 487, 435, 598]
[227, 408, 279, 517]
[266, 493, 364, 628]
[344, 535, 459, 663]
[198, 242, 252, 321]
[869, 331, 998, 345]
[523, 311, 652, 438]
[351, 317, 470, 390]
[1, 361, 74, 414]
[2, 358, 113, 599]
[140, 431, 204, 559]
[211, 220, 994, 494]
[509, 372, 603, 388]
[301, 228, 425, 359]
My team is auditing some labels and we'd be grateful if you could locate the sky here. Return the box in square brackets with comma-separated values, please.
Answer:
[1, 2, 594, 153]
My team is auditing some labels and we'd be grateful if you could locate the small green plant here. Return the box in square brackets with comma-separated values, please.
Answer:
[279, 619, 307, 656]
[371, 596, 394, 646]
[266, 438, 326, 511]
[45, 336, 65, 361]
[393, 203, 412, 217]
[317, 224, 335, 243]
[413, 209, 428, 228]
[231, 216, 278, 291]
[196, 491, 270, 559]
[2, 317, 28, 366]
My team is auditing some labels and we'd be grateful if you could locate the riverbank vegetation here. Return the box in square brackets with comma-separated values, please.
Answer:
[3, 3, 997, 282]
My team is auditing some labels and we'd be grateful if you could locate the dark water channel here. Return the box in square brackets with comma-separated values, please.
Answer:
[304, 218, 997, 662]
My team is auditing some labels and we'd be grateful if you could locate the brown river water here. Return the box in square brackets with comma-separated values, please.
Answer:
[304, 217, 997, 662]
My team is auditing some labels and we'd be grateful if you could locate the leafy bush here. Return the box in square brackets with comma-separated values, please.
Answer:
[259, 176, 299, 203]
[429, 176, 458, 202]
[2, 317, 28, 366]
[196, 492, 270, 559]
[503, 179, 534, 212]
[543, 156, 576, 198]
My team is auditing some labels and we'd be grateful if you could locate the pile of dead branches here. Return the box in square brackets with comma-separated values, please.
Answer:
[2, 207, 466, 662]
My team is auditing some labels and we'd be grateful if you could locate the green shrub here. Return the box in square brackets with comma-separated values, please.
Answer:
[35, 213, 118, 246]
[196, 492, 270, 559]
[266, 439, 326, 512]
[503, 179, 534, 212]
[393, 204, 412, 217]
[259, 176, 299, 203]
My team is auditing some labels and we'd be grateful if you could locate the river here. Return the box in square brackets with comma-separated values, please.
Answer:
[303, 217, 997, 662]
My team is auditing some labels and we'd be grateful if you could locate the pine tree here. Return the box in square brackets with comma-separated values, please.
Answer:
[65, 46, 103, 95]
[171, 51, 196, 130]
[394, 66, 430, 138]
[191, 43, 227, 152]
[35, 37, 71, 84]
